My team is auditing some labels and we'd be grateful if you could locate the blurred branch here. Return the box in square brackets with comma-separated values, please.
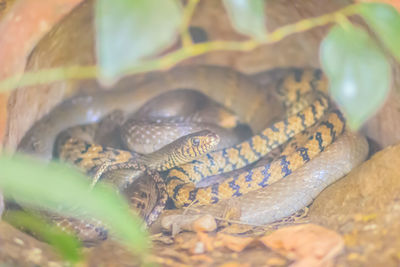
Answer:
[0, 3, 360, 92]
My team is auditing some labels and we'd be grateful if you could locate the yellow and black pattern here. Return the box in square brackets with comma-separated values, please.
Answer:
[56, 67, 344, 212]
[57, 137, 144, 176]
[166, 109, 346, 207]
[165, 94, 329, 185]
[55, 126, 220, 230]
[139, 130, 220, 171]
[275, 68, 328, 110]
[57, 129, 219, 175]
[52, 137, 168, 236]
[165, 69, 330, 187]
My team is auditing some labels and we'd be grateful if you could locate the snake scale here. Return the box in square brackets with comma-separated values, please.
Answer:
[45, 116, 220, 242]
[161, 130, 368, 228]
[17, 65, 368, 242]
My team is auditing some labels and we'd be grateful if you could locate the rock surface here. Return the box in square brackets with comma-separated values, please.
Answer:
[308, 142, 400, 266]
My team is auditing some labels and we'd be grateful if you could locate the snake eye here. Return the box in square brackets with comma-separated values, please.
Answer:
[191, 137, 200, 146]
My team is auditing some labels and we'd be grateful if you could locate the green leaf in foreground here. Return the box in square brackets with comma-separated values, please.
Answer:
[4, 211, 82, 262]
[95, 0, 182, 84]
[222, 0, 267, 40]
[0, 154, 149, 254]
[358, 3, 400, 62]
[320, 24, 390, 130]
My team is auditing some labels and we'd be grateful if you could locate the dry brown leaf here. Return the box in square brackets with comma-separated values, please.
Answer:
[218, 262, 250, 267]
[266, 256, 287, 266]
[152, 256, 188, 267]
[174, 231, 215, 254]
[190, 254, 214, 263]
[260, 224, 344, 267]
[192, 214, 217, 232]
[174, 232, 199, 251]
[215, 233, 255, 252]
[157, 247, 191, 264]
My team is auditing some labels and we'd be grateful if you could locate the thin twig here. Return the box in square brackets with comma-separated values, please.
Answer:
[0, 3, 361, 93]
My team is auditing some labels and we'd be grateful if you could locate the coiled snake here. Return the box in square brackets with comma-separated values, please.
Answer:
[48, 116, 221, 242]
[17, 65, 368, 241]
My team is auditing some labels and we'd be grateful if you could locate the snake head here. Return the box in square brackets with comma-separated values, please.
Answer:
[142, 129, 220, 170]
[177, 130, 220, 161]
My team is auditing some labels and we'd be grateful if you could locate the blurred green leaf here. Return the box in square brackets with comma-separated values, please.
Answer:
[358, 3, 400, 62]
[223, 0, 267, 40]
[320, 24, 390, 129]
[0, 154, 149, 254]
[95, 0, 182, 83]
[4, 211, 82, 262]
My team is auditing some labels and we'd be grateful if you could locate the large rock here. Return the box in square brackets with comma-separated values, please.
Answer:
[308, 143, 400, 266]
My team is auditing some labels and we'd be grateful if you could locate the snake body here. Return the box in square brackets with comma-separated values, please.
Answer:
[121, 89, 253, 153]
[163, 69, 334, 207]
[161, 130, 368, 228]
[56, 127, 220, 175]
[120, 120, 251, 154]
[130, 89, 241, 129]
[167, 108, 345, 207]
[18, 65, 276, 161]
[17, 66, 368, 241]
[36, 116, 220, 242]
[40, 67, 333, 208]
[17, 78, 254, 242]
